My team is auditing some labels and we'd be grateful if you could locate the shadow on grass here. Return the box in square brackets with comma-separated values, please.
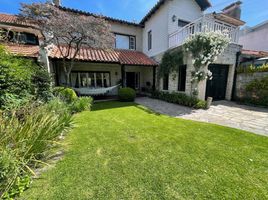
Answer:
[92, 100, 161, 116]
[135, 105, 161, 116]
[92, 101, 137, 111]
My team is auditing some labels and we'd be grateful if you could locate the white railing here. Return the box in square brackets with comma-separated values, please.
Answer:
[168, 14, 240, 49]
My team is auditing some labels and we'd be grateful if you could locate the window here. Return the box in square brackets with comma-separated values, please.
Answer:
[178, 65, 186, 91]
[163, 74, 169, 90]
[148, 30, 152, 50]
[115, 34, 136, 50]
[129, 36, 136, 50]
[178, 19, 190, 27]
[71, 72, 111, 88]
[2, 29, 38, 45]
[135, 72, 140, 89]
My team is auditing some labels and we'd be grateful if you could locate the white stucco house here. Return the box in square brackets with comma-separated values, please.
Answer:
[0, 0, 245, 101]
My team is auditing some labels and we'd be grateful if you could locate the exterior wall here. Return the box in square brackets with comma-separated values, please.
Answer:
[110, 22, 143, 51]
[125, 66, 154, 90]
[142, 0, 203, 57]
[152, 44, 241, 100]
[54, 61, 153, 91]
[168, 0, 202, 35]
[239, 23, 268, 51]
[56, 61, 122, 87]
[195, 43, 241, 100]
[142, 2, 169, 57]
[235, 72, 268, 99]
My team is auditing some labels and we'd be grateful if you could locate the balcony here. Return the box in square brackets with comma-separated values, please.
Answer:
[168, 14, 241, 49]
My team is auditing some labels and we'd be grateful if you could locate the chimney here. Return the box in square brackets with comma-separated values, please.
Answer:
[53, 0, 61, 6]
[222, 1, 242, 19]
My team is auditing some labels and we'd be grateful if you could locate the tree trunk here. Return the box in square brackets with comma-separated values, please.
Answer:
[65, 59, 75, 87]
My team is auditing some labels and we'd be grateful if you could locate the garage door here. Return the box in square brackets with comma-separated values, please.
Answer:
[206, 64, 229, 100]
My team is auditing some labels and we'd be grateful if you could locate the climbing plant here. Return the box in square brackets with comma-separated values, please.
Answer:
[184, 31, 230, 96]
[158, 48, 184, 78]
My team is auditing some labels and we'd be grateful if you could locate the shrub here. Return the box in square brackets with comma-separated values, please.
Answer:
[194, 100, 207, 109]
[70, 97, 93, 113]
[53, 87, 77, 103]
[0, 46, 52, 109]
[0, 93, 33, 111]
[240, 76, 268, 107]
[0, 101, 73, 199]
[0, 46, 35, 107]
[32, 66, 52, 102]
[118, 87, 136, 102]
[237, 64, 268, 74]
[151, 90, 207, 109]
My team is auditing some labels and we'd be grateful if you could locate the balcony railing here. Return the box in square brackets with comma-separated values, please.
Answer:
[168, 14, 240, 49]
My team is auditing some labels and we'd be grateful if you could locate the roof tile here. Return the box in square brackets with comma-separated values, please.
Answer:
[49, 45, 158, 66]
[4, 44, 39, 58]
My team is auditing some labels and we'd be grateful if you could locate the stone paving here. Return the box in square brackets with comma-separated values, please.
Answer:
[135, 97, 268, 137]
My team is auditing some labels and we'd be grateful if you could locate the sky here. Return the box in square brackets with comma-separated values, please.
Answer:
[0, 0, 267, 27]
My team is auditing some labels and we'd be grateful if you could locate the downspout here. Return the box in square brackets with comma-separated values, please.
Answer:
[231, 51, 241, 101]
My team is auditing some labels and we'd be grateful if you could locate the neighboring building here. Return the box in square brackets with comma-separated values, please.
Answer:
[239, 49, 268, 67]
[239, 20, 268, 52]
[0, 0, 245, 101]
[0, 13, 41, 59]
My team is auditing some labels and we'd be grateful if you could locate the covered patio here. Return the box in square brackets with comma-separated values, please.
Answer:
[48, 46, 158, 95]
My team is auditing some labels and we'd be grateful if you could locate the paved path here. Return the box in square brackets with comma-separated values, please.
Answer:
[135, 97, 268, 136]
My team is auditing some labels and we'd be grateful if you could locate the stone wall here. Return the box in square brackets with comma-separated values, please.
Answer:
[235, 72, 268, 99]
[152, 43, 242, 100]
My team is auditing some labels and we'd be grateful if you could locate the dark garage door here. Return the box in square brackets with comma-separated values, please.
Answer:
[206, 64, 229, 100]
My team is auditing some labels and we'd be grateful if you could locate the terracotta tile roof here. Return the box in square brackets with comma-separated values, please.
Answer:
[49, 45, 158, 66]
[0, 13, 37, 28]
[4, 44, 39, 58]
[241, 49, 268, 58]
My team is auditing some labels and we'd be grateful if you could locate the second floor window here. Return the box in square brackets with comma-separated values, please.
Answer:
[148, 30, 152, 50]
[0, 29, 38, 45]
[178, 19, 190, 28]
[115, 34, 136, 50]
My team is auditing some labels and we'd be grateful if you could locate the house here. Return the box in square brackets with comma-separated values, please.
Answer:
[0, 13, 41, 59]
[0, 0, 245, 101]
[239, 20, 268, 52]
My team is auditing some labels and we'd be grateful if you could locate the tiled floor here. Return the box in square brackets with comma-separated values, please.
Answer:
[136, 97, 268, 136]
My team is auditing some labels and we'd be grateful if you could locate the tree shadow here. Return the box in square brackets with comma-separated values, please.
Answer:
[92, 101, 137, 111]
[92, 101, 161, 116]
[134, 105, 161, 116]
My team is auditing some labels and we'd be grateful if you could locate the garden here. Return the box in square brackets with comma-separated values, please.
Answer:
[0, 45, 268, 199]
[0, 46, 93, 199]
[20, 101, 268, 199]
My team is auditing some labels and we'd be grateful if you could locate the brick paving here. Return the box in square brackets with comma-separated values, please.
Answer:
[135, 97, 268, 136]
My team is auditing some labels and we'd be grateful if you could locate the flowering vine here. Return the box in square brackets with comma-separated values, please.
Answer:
[184, 31, 230, 96]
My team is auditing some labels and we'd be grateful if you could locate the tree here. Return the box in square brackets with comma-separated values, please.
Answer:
[19, 2, 114, 86]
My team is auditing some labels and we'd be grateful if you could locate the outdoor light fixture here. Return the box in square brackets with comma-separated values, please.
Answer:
[172, 15, 177, 22]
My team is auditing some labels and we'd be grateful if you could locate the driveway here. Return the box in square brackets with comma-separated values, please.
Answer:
[135, 97, 268, 136]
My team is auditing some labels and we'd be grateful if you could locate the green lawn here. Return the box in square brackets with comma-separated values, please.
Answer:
[21, 101, 268, 199]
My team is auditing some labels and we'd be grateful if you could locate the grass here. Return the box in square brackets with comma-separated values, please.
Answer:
[21, 101, 268, 199]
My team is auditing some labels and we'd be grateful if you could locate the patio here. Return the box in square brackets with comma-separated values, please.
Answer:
[136, 97, 268, 136]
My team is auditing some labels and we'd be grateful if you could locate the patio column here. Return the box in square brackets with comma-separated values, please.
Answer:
[152, 66, 156, 91]
[121, 65, 126, 87]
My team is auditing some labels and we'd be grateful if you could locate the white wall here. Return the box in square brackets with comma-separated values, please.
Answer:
[168, 0, 202, 34]
[143, 0, 203, 57]
[239, 23, 268, 51]
[142, 2, 169, 57]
